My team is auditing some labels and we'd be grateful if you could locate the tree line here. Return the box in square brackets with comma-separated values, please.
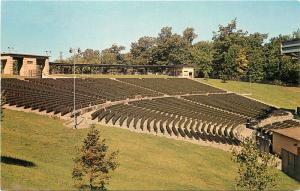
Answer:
[57, 19, 300, 85]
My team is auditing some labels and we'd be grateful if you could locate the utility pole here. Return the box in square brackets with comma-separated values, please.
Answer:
[59, 51, 63, 63]
[69, 47, 81, 129]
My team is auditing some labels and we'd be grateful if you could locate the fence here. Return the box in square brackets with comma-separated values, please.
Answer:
[281, 148, 300, 182]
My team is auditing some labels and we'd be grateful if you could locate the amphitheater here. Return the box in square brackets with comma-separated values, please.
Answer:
[2, 77, 298, 150]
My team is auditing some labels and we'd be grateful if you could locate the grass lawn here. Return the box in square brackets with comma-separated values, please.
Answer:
[50, 74, 172, 78]
[197, 78, 300, 110]
[1, 74, 22, 79]
[1, 109, 299, 190]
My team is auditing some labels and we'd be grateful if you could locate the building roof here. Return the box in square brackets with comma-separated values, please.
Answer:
[1, 52, 49, 59]
[282, 38, 300, 45]
[49, 62, 194, 68]
[271, 127, 300, 141]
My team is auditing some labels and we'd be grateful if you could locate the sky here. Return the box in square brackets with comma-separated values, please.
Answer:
[1, 1, 300, 61]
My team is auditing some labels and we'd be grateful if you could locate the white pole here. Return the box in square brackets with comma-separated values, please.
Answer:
[73, 49, 77, 129]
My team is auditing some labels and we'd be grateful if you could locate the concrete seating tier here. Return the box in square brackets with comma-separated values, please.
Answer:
[1, 78, 159, 115]
[258, 120, 300, 136]
[183, 93, 274, 118]
[91, 97, 247, 145]
[117, 78, 225, 95]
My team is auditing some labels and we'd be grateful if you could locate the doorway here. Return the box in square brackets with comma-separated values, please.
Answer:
[1, 60, 6, 74]
[13, 59, 23, 75]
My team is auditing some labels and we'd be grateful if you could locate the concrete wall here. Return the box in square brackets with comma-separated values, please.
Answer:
[1, 55, 50, 77]
[20, 57, 37, 77]
[1, 56, 13, 74]
[273, 133, 300, 156]
[43, 59, 50, 75]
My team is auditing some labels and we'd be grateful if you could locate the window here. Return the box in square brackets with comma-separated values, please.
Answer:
[27, 61, 33, 64]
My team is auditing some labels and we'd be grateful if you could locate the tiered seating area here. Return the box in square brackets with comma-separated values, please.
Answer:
[2, 78, 159, 115]
[258, 120, 300, 136]
[3, 77, 280, 145]
[183, 93, 273, 118]
[91, 97, 248, 144]
[117, 78, 225, 95]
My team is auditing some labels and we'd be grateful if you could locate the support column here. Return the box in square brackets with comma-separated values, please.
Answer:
[42, 58, 50, 75]
[1, 56, 13, 75]
[21, 58, 36, 77]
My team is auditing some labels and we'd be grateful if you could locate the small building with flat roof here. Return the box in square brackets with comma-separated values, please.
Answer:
[1, 53, 50, 77]
[271, 127, 300, 156]
[271, 126, 300, 182]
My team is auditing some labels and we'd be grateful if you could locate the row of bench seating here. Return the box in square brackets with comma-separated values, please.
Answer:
[91, 97, 247, 144]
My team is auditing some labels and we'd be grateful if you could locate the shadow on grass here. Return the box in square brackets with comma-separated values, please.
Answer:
[1, 156, 36, 167]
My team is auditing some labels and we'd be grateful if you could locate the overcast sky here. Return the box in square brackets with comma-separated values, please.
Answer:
[1, 1, 300, 60]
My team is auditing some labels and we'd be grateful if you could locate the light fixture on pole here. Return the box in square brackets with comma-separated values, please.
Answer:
[69, 47, 81, 129]
[45, 50, 51, 56]
[7, 46, 14, 53]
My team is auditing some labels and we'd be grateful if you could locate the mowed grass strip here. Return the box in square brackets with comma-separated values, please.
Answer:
[1, 109, 299, 190]
[197, 78, 300, 110]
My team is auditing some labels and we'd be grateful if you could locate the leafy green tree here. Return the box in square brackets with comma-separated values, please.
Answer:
[183, 27, 198, 45]
[58, 49, 101, 64]
[101, 44, 125, 64]
[81, 49, 101, 64]
[232, 137, 279, 191]
[222, 44, 248, 79]
[191, 41, 214, 78]
[151, 27, 194, 65]
[130, 36, 156, 65]
[245, 49, 265, 82]
[72, 125, 119, 191]
[263, 34, 299, 84]
[244, 33, 268, 82]
[212, 18, 248, 78]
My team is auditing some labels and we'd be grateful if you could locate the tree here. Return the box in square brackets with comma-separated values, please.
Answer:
[101, 44, 125, 64]
[183, 27, 198, 45]
[72, 125, 119, 190]
[130, 36, 156, 65]
[244, 33, 268, 82]
[245, 48, 265, 82]
[191, 41, 214, 78]
[151, 27, 194, 65]
[81, 49, 101, 64]
[212, 18, 248, 78]
[232, 136, 279, 191]
[222, 44, 248, 80]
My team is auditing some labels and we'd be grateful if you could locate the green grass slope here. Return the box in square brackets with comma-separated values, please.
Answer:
[197, 78, 300, 110]
[1, 110, 299, 190]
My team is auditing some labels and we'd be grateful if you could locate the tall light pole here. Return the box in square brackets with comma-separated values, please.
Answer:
[45, 50, 51, 56]
[7, 46, 14, 52]
[69, 47, 81, 129]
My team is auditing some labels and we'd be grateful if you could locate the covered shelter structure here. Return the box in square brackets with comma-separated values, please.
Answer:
[281, 39, 300, 58]
[1, 53, 50, 78]
[49, 62, 195, 78]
